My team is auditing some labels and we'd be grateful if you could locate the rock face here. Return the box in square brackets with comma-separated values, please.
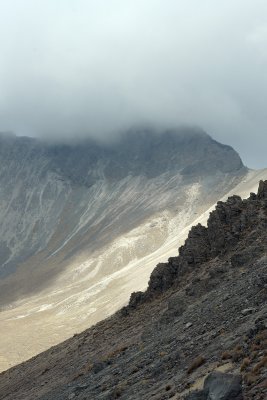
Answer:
[1, 181, 267, 400]
[129, 180, 267, 304]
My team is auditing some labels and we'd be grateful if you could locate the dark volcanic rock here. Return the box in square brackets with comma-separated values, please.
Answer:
[257, 179, 267, 199]
[134, 181, 267, 303]
[186, 372, 243, 400]
[204, 372, 243, 399]
[128, 291, 145, 309]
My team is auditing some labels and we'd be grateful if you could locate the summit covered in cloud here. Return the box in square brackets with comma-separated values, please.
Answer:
[0, 0, 267, 167]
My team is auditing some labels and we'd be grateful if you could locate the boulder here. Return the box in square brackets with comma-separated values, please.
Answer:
[185, 372, 243, 400]
[204, 372, 243, 400]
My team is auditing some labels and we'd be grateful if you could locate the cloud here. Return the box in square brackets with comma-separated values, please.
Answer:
[0, 0, 267, 167]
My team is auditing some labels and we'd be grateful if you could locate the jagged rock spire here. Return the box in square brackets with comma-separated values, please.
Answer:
[257, 180, 267, 199]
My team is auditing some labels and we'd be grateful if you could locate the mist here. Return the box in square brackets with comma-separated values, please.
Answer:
[0, 0, 267, 167]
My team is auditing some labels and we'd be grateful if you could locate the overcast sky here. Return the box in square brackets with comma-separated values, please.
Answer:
[0, 1, 267, 167]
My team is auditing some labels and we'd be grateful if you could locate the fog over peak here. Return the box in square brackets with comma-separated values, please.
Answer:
[0, 1, 267, 167]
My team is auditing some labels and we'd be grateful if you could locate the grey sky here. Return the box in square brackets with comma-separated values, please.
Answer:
[0, 1, 267, 168]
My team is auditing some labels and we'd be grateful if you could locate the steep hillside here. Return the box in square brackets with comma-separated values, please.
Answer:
[1, 181, 267, 400]
[0, 127, 247, 370]
[0, 128, 244, 279]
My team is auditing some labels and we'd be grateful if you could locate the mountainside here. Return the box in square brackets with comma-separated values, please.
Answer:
[0, 128, 244, 279]
[0, 127, 249, 371]
[1, 181, 267, 400]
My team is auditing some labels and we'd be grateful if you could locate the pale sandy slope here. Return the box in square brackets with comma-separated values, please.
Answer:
[0, 169, 266, 372]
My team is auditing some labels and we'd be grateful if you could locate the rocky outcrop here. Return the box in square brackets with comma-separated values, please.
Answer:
[130, 181, 267, 304]
[257, 179, 267, 199]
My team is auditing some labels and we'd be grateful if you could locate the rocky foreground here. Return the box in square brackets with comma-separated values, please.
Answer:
[1, 182, 267, 399]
